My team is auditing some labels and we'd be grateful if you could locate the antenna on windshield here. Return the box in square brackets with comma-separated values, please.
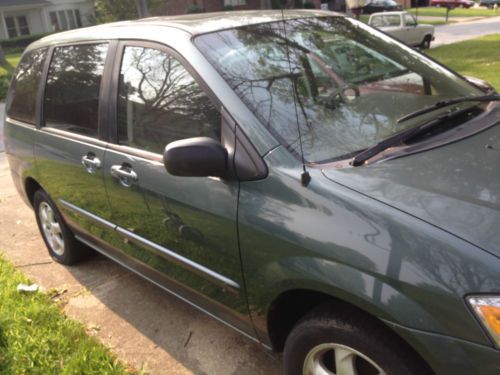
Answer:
[280, 8, 311, 187]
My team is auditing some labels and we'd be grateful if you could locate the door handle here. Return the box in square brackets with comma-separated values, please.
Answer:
[81, 154, 101, 174]
[110, 164, 138, 187]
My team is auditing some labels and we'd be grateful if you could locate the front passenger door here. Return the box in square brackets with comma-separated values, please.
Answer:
[102, 43, 253, 335]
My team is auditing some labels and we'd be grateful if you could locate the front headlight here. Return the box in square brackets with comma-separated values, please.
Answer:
[467, 296, 500, 347]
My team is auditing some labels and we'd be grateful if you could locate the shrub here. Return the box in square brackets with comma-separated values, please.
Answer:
[186, 4, 204, 13]
[0, 75, 10, 100]
[0, 33, 50, 52]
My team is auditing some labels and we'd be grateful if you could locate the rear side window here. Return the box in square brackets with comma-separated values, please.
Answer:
[7, 48, 47, 124]
[44, 43, 108, 137]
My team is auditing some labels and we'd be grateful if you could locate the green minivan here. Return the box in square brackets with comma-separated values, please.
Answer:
[5, 10, 500, 374]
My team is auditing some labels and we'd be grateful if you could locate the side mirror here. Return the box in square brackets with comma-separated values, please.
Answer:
[163, 137, 228, 177]
[465, 76, 497, 94]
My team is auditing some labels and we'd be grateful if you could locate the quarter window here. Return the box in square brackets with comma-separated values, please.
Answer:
[117, 46, 220, 154]
[44, 43, 108, 137]
[7, 48, 47, 124]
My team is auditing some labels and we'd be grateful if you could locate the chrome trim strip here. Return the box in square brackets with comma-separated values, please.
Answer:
[39, 127, 108, 148]
[60, 199, 240, 291]
[107, 143, 163, 164]
[75, 234, 256, 343]
[59, 199, 116, 230]
[6, 117, 36, 129]
[116, 226, 240, 290]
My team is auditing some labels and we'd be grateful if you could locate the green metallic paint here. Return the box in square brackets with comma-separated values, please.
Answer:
[6, 12, 500, 375]
[101, 148, 255, 337]
[323, 110, 500, 259]
[239, 146, 500, 349]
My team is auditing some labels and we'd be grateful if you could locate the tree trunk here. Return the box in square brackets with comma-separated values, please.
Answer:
[135, 0, 150, 18]
[260, 0, 273, 8]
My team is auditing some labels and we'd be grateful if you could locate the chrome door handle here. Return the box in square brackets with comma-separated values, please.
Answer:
[81, 155, 101, 173]
[110, 165, 138, 187]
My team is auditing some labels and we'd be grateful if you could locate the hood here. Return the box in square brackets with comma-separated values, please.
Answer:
[323, 120, 500, 257]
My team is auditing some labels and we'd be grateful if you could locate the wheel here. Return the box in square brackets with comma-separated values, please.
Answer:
[420, 36, 431, 49]
[283, 304, 432, 375]
[34, 189, 92, 265]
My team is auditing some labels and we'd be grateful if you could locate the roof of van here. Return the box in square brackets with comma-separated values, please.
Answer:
[33, 9, 339, 46]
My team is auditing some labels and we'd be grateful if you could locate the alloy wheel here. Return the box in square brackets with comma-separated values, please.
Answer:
[303, 343, 385, 375]
[39, 201, 65, 256]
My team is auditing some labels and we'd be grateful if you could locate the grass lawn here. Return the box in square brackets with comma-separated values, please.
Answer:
[0, 254, 132, 374]
[426, 34, 500, 90]
[408, 6, 500, 17]
[0, 53, 21, 78]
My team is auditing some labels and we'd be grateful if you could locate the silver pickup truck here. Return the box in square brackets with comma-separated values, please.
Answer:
[369, 11, 435, 48]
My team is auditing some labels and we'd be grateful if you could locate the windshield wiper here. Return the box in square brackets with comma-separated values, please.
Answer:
[351, 106, 474, 167]
[397, 94, 500, 124]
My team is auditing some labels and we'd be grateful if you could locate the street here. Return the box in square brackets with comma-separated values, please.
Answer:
[432, 15, 500, 46]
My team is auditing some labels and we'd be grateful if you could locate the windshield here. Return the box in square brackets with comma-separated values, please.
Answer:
[195, 16, 482, 163]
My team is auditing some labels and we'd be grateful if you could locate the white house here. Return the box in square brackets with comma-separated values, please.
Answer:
[0, 0, 94, 40]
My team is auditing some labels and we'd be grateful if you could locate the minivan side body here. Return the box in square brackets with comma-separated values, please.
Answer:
[5, 11, 500, 374]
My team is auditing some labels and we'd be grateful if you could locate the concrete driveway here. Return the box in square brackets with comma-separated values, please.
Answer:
[0, 131, 281, 373]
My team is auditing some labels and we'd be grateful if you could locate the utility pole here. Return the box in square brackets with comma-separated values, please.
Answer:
[135, 0, 150, 18]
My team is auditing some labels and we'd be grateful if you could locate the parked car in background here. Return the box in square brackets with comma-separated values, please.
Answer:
[5, 9, 500, 375]
[361, 0, 403, 14]
[479, 0, 500, 8]
[430, 0, 475, 7]
[369, 11, 435, 48]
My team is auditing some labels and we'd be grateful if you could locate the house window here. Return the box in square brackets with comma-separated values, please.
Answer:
[49, 12, 59, 31]
[224, 0, 247, 6]
[5, 16, 30, 38]
[49, 9, 83, 32]
[58, 10, 68, 30]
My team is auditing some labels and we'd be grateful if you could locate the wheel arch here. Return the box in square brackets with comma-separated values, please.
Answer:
[24, 176, 43, 207]
[266, 287, 435, 373]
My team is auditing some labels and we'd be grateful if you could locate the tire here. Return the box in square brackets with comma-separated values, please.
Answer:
[420, 36, 431, 49]
[283, 303, 433, 375]
[34, 189, 92, 265]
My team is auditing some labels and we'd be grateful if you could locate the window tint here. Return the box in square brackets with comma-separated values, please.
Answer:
[44, 44, 108, 137]
[7, 48, 47, 124]
[117, 46, 220, 154]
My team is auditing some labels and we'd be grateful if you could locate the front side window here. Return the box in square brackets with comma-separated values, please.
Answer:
[44, 43, 108, 137]
[7, 48, 47, 124]
[196, 17, 481, 163]
[117, 46, 220, 154]
[404, 14, 417, 26]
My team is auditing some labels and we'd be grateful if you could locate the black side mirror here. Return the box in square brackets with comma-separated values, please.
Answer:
[163, 137, 228, 177]
[465, 76, 497, 94]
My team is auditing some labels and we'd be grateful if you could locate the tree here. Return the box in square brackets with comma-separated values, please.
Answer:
[94, 0, 138, 23]
[135, 0, 150, 17]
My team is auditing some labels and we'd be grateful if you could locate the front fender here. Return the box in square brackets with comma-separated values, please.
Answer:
[238, 154, 500, 349]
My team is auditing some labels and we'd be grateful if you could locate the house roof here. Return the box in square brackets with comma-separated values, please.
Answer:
[0, 0, 50, 7]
